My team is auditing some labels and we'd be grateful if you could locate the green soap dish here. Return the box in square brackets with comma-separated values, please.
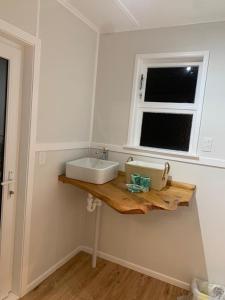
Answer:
[126, 184, 144, 193]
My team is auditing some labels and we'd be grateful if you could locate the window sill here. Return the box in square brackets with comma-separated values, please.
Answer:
[123, 145, 200, 161]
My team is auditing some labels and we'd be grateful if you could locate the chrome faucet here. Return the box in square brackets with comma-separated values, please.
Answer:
[96, 147, 109, 160]
[127, 156, 134, 162]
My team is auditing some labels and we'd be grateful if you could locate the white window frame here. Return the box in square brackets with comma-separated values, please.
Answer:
[126, 51, 209, 158]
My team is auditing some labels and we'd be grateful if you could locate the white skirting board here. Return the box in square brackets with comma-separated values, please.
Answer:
[5, 293, 19, 300]
[24, 246, 83, 295]
[24, 245, 190, 296]
[81, 246, 190, 291]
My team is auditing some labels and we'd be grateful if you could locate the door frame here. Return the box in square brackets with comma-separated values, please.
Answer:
[0, 18, 41, 299]
[0, 36, 23, 300]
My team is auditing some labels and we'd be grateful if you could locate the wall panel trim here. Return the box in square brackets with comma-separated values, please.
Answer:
[91, 142, 225, 169]
[35, 142, 90, 152]
[34, 141, 225, 169]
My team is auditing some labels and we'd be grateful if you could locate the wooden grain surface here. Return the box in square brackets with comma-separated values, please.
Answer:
[59, 172, 196, 214]
[22, 252, 189, 300]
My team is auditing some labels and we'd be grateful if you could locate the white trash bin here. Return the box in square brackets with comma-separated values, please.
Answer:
[192, 279, 225, 300]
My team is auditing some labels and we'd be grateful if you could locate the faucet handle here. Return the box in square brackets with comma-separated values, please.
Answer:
[95, 147, 109, 160]
[102, 147, 108, 160]
[102, 146, 108, 151]
[127, 156, 134, 162]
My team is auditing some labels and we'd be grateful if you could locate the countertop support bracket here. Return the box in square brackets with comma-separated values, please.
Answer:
[86, 193, 102, 268]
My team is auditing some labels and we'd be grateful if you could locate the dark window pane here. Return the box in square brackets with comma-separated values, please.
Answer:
[140, 112, 193, 151]
[144, 66, 199, 103]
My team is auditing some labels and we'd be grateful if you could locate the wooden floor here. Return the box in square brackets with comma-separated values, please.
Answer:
[22, 252, 189, 300]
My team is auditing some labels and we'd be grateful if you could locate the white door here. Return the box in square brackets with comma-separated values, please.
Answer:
[0, 37, 22, 299]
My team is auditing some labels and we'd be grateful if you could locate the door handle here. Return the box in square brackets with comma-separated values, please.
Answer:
[1, 179, 15, 186]
[1, 171, 15, 196]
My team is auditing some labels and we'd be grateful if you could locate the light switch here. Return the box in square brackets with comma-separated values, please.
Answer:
[39, 151, 46, 165]
[201, 137, 213, 152]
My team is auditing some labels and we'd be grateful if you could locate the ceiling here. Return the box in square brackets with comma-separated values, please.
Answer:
[68, 0, 225, 33]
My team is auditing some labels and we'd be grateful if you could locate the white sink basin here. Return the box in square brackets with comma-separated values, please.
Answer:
[66, 157, 119, 184]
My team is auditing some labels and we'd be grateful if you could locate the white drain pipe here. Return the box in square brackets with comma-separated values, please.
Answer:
[87, 193, 102, 212]
[86, 193, 102, 268]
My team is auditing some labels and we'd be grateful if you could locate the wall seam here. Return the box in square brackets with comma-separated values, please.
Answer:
[89, 32, 100, 145]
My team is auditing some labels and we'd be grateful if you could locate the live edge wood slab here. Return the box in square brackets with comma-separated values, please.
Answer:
[58, 172, 196, 215]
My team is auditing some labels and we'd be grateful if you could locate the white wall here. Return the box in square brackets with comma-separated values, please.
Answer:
[84, 197, 207, 284]
[0, 0, 98, 294]
[1, 0, 224, 293]
[37, 0, 97, 143]
[28, 149, 88, 283]
[92, 22, 225, 285]
[0, 0, 38, 35]
[27, 0, 98, 286]
[84, 150, 208, 285]
[93, 22, 225, 160]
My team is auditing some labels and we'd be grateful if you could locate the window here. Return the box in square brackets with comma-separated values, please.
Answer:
[144, 66, 199, 103]
[127, 52, 209, 156]
[140, 112, 193, 151]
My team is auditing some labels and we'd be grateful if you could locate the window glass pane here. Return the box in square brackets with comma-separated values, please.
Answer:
[140, 112, 193, 151]
[144, 66, 199, 103]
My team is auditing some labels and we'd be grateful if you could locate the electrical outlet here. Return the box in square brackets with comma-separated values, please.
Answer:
[201, 137, 213, 152]
[39, 151, 46, 165]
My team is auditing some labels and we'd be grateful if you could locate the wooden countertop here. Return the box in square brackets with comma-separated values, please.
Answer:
[58, 172, 196, 214]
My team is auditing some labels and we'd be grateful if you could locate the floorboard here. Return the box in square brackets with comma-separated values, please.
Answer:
[22, 252, 189, 300]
